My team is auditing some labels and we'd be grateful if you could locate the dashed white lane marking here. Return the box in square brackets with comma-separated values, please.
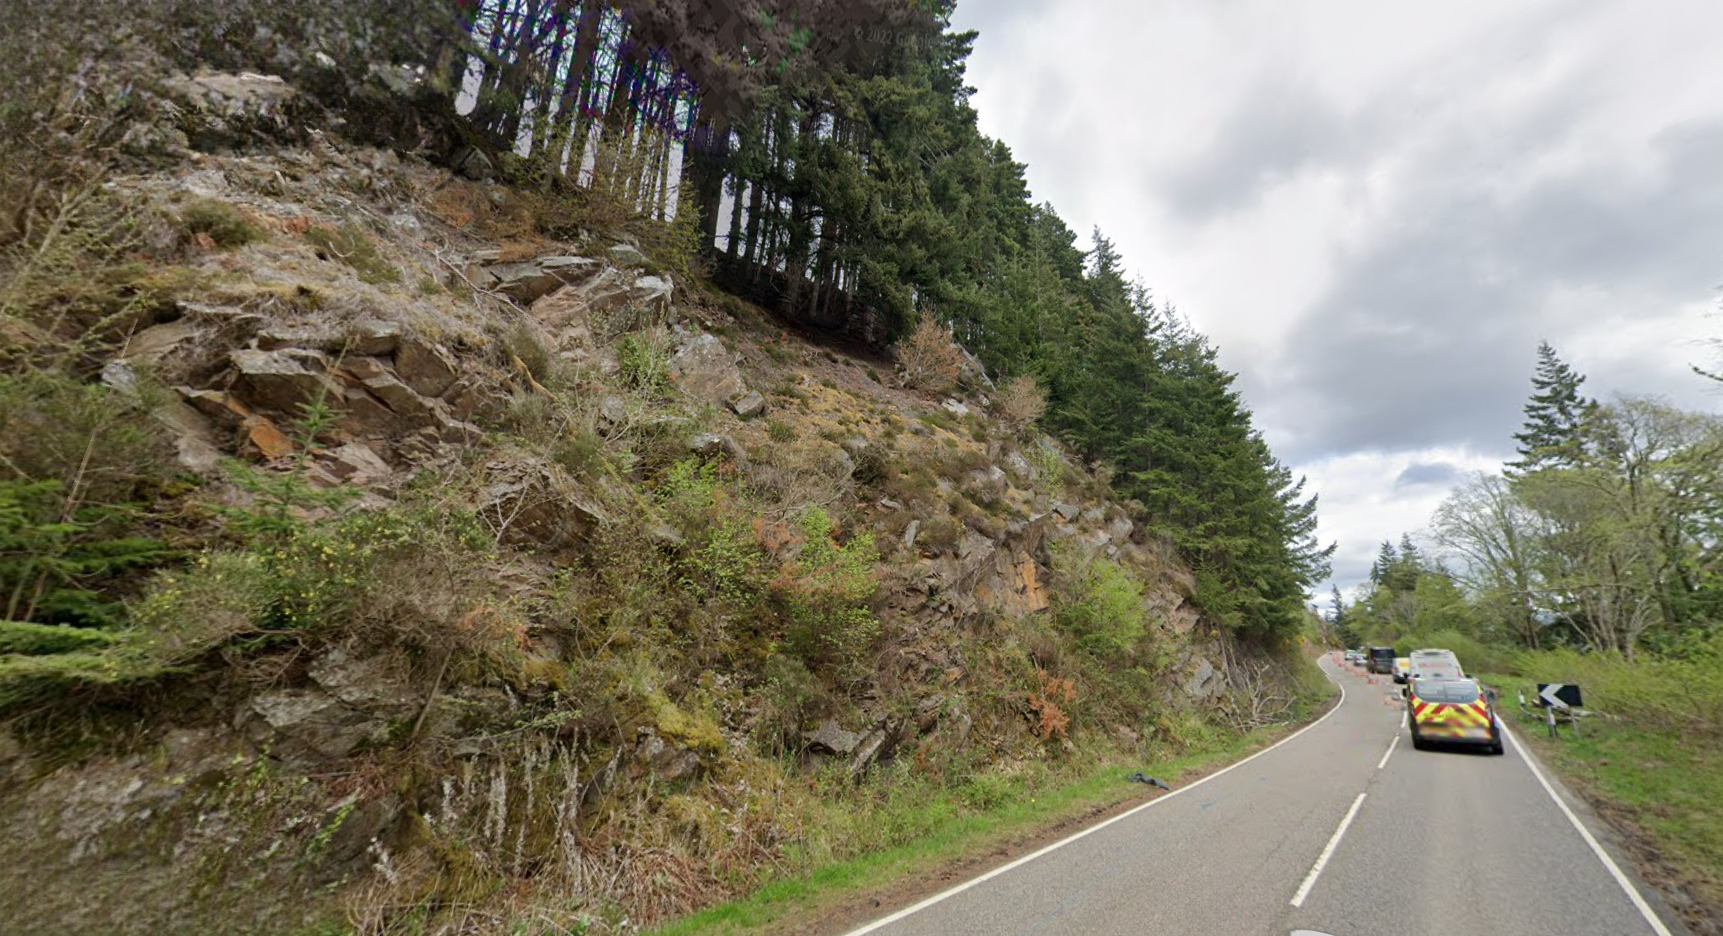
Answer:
[1290, 792, 1367, 908]
[1502, 725, 1674, 936]
[837, 664, 1350, 935]
[1376, 735, 1399, 771]
[1400, 711, 1407, 730]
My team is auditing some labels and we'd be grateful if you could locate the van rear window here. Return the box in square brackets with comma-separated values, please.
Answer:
[1414, 680, 1480, 704]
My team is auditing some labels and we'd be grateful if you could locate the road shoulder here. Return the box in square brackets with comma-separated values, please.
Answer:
[649, 675, 1345, 936]
[1505, 719, 1702, 935]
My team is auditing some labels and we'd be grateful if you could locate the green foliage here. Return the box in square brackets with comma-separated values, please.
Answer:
[1049, 544, 1148, 657]
[177, 198, 263, 249]
[1508, 341, 1595, 473]
[0, 369, 174, 504]
[619, 332, 670, 395]
[776, 508, 879, 677]
[1391, 628, 1517, 678]
[0, 479, 168, 627]
[1507, 637, 1723, 738]
[0, 619, 120, 654]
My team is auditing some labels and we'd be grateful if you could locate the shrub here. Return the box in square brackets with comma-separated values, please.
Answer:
[993, 375, 1047, 436]
[775, 508, 879, 678]
[1, 479, 168, 627]
[618, 331, 671, 396]
[178, 198, 263, 249]
[766, 420, 796, 443]
[0, 370, 174, 504]
[1050, 544, 1149, 657]
[917, 515, 962, 555]
[1026, 668, 1076, 741]
[304, 220, 400, 285]
[1393, 629, 1517, 678]
[895, 314, 963, 393]
[752, 655, 826, 753]
[1509, 640, 1723, 738]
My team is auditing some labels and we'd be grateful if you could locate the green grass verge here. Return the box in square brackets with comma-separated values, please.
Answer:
[1488, 677, 1723, 925]
[645, 722, 1305, 936]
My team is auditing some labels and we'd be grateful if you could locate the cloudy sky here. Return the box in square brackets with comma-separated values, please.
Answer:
[949, 0, 1723, 594]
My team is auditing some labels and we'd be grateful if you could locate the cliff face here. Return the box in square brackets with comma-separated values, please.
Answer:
[0, 72, 1270, 936]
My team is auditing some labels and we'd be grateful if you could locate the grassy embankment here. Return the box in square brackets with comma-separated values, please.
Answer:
[1471, 643, 1723, 930]
[650, 656, 1334, 936]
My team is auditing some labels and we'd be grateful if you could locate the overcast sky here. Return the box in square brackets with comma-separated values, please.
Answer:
[950, 0, 1723, 595]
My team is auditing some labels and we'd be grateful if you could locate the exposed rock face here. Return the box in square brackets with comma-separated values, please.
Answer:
[728, 390, 766, 419]
[633, 730, 701, 784]
[230, 349, 338, 412]
[669, 332, 747, 405]
[484, 256, 602, 304]
[162, 70, 310, 154]
[802, 718, 863, 756]
[525, 264, 673, 343]
[609, 243, 651, 268]
[122, 320, 203, 363]
[393, 338, 458, 398]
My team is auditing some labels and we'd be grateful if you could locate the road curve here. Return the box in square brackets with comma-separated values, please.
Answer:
[841, 654, 1681, 936]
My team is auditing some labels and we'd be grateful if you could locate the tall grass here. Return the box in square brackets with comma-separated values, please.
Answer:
[1505, 639, 1723, 739]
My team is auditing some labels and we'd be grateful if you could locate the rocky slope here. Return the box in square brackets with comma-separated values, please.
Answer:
[0, 71, 1295, 936]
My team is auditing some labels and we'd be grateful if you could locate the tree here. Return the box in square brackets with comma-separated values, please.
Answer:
[1432, 472, 1543, 648]
[1508, 342, 1595, 474]
[1369, 541, 1396, 587]
[1330, 584, 1359, 648]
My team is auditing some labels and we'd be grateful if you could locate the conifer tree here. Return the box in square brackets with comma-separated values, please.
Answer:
[1509, 342, 1595, 473]
[1369, 541, 1396, 586]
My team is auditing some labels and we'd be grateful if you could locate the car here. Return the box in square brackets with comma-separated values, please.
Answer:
[1407, 676, 1503, 754]
[1393, 657, 1411, 684]
[1343, 649, 1365, 666]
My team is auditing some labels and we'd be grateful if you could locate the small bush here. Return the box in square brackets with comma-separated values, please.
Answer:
[1509, 640, 1723, 738]
[178, 198, 263, 249]
[1026, 668, 1076, 741]
[0, 369, 174, 504]
[304, 220, 400, 285]
[1050, 544, 1149, 657]
[766, 420, 796, 443]
[895, 314, 964, 393]
[917, 516, 962, 554]
[1, 478, 168, 627]
[776, 508, 879, 679]
[993, 375, 1047, 436]
[618, 331, 671, 396]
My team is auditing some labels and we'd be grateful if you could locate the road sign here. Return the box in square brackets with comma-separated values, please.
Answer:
[1538, 684, 1583, 709]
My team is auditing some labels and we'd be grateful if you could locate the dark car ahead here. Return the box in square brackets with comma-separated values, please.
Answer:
[1408, 677, 1503, 755]
[1368, 646, 1396, 675]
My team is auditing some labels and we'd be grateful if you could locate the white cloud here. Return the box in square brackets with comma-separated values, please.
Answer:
[953, 0, 1723, 592]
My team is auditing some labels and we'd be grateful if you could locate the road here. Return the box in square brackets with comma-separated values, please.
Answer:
[843, 653, 1681, 936]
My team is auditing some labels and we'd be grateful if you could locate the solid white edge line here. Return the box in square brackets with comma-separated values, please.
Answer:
[1502, 724, 1675, 936]
[1289, 791, 1367, 908]
[1376, 734, 1399, 771]
[835, 662, 1349, 936]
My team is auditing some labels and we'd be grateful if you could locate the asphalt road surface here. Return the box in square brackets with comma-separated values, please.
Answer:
[843, 654, 1682, 936]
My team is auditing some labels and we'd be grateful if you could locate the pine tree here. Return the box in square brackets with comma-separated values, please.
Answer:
[1509, 342, 1595, 473]
[1369, 541, 1397, 586]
